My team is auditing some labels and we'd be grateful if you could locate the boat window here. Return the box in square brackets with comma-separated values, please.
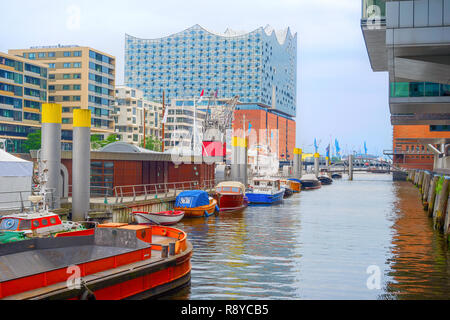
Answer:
[254, 181, 260, 186]
[223, 187, 231, 192]
[33, 220, 40, 227]
[0, 218, 20, 231]
[41, 219, 48, 226]
[231, 187, 240, 193]
[18, 219, 31, 230]
[50, 217, 57, 224]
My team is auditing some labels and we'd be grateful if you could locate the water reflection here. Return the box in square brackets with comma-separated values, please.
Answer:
[165, 174, 450, 300]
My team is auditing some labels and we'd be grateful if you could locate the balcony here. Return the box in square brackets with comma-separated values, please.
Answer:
[361, 0, 388, 71]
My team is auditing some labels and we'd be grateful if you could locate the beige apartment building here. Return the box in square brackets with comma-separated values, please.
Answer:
[114, 86, 162, 147]
[8, 46, 115, 150]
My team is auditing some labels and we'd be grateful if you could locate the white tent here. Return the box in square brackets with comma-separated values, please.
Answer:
[0, 149, 33, 211]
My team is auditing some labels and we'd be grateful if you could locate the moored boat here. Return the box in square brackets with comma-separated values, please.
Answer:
[173, 190, 219, 217]
[214, 181, 248, 213]
[318, 175, 333, 185]
[131, 210, 185, 225]
[0, 222, 192, 300]
[331, 173, 342, 179]
[246, 178, 285, 205]
[280, 180, 294, 198]
[299, 174, 322, 190]
[286, 178, 302, 193]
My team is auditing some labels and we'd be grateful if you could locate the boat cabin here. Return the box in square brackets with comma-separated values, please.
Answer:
[0, 213, 64, 235]
[215, 181, 245, 195]
[251, 178, 281, 191]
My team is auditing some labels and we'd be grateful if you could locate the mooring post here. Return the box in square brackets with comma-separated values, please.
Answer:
[293, 148, 302, 179]
[427, 175, 440, 215]
[348, 154, 353, 181]
[41, 103, 62, 209]
[314, 153, 320, 178]
[72, 109, 91, 222]
[433, 178, 450, 231]
[422, 172, 431, 206]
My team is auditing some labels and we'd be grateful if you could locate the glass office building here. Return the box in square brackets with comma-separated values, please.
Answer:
[125, 24, 297, 117]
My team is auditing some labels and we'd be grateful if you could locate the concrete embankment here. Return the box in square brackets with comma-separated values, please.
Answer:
[407, 169, 450, 243]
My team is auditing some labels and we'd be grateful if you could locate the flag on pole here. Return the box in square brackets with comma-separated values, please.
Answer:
[326, 144, 330, 159]
[364, 141, 367, 155]
[198, 89, 205, 103]
[314, 138, 318, 153]
[248, 122, 252, 135]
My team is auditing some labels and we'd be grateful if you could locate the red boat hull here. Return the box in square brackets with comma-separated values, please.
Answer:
[217, 194, 248, 213]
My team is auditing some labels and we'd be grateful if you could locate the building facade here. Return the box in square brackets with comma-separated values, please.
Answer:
[361, 0, 450, 171]
[232, 104, 296, 162]
[8, 46, 116, 150]
[125, 24, 297, 159]
[0, 52, 48, 153]
[114, 86, 162, 146]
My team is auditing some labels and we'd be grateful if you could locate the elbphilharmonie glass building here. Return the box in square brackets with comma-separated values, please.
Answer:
[124, 24, 297, 117]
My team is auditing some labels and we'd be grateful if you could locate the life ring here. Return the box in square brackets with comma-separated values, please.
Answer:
[161, 228, 167, 236]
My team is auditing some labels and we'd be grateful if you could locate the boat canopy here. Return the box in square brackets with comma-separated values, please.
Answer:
[216, 181, 245, 192]
[287, 178, 301, 183]
[175, 190, 210, 208]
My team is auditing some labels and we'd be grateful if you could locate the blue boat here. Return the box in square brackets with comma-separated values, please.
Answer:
[173, 190, 219, 217]
[246, 178, 285, 205]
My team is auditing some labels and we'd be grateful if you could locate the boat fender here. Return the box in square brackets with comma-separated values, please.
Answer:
[80, 281, 96, 300]
[215, 205, 220, 213]
[204, 210, 209, 217]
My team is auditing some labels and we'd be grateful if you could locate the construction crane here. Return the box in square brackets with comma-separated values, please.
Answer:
[203, 93, 240, 134]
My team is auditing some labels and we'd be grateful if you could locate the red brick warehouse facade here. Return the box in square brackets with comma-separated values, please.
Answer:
[232, 104, 296, 162]
[393, 125, 450, 170]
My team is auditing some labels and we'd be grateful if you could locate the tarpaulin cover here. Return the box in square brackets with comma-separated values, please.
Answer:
[175, 190, 209, 208]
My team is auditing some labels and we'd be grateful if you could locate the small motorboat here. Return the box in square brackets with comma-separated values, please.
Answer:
[318, 175, 333, 185]
[287, 178, 302, 193]
[131, 210, 185, 226]
[280, 180, 294, 198]
[246, 178, 285, 205]
[331, 173, 342, 179]
[173, 190, 219, 217]
[214, 181, 248, 213]
[299, 174, 322, 190]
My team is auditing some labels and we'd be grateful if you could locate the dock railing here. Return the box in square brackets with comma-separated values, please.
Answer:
[112, 179, 216, 204]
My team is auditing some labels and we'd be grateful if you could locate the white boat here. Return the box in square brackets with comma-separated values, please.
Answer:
[131, 210, 185, 225]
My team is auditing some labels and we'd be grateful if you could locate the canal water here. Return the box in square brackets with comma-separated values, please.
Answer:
[167, 173, 450, 300]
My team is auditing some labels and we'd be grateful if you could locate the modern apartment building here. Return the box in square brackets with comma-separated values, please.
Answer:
[361, 0, 450, 171]
[0, 52, 48, 153]
[114, 86, 162, 146]
[125, 24, 297, 157]
[8, 46, 116, 150]
[164, 97, 207, 149]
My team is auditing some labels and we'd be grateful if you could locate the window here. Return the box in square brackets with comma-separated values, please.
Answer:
[49, 85, 55, 90]
[64, 51, 71, 57]
[48, 63, 55, 69]
[63, 74, 71, 79]
[50, 217, 57, 224]
[63, 96, 70, 101]
[74, 51, 82, 57]
[73, 62, 81, 68]
[38, 52, 46, 58]
[28, 53, 36, 60]
[63, 85, 70, 90]
[41, 219, 48, 226]
[73, 84, 81, 90]
[73, 73, 81, 79]
[49, 74, 55, 79]
[63, 63, 71, 68]
[48, 52, 55, 57]
[73, 96, 81, 101]
[32, 220, 40, 227]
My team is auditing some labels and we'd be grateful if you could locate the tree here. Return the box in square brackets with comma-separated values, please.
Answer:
[90, 134, 119, 150]
[23, 130, 41, 152]
[140, 135, 162, 152]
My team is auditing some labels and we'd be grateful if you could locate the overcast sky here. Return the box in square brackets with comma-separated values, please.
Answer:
[1, 0, 392, 156]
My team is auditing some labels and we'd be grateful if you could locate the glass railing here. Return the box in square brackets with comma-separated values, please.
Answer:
[390, 82, 450, 98]
[362, 0, 386, 19]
